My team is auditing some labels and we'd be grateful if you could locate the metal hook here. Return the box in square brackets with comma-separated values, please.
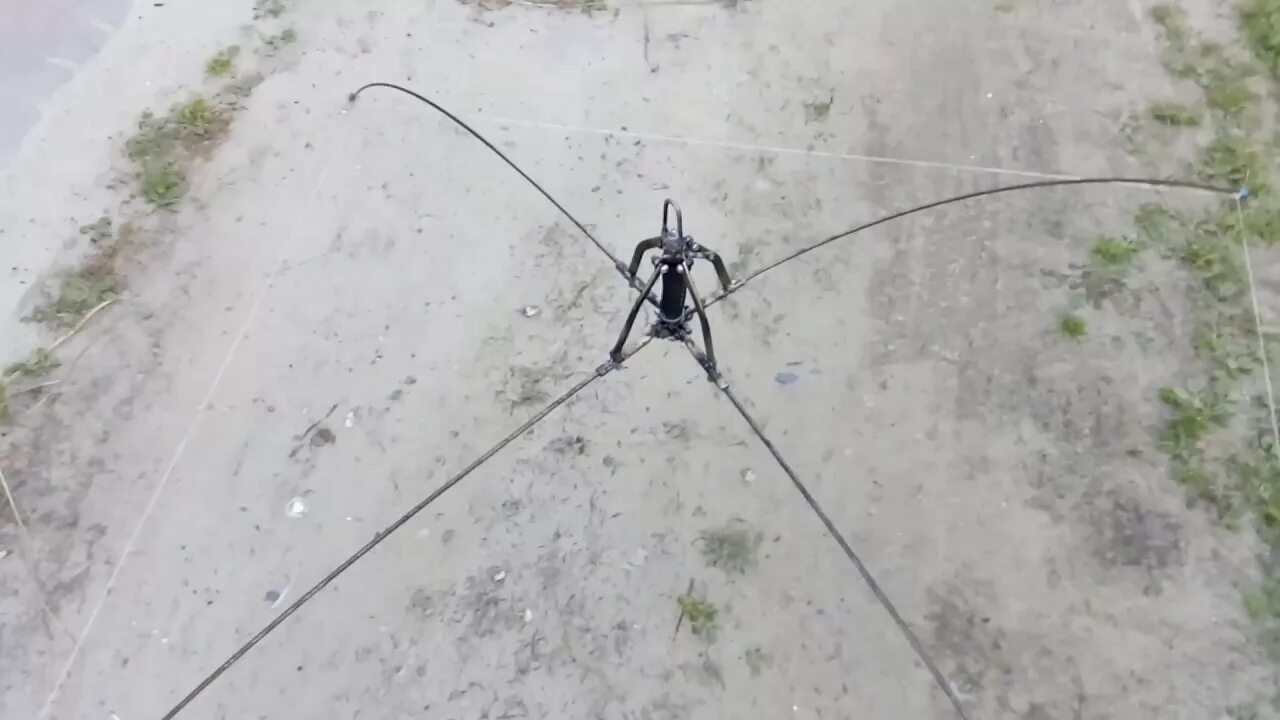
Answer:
[662, 199, 684, 241]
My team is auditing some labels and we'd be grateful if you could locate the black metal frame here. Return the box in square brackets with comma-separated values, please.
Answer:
[609, 200, 733, 377]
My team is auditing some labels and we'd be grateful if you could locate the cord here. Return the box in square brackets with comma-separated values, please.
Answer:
[683, 342, 970, 719]
[348, 82, 629, 277]
[159, 339, 650, 719]
[704, 176, 1236, 311]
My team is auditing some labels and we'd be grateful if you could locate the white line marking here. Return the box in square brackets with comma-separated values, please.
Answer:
[1234, 195, 1280, 457]
[37, 115, 355, 719]
[0, 466, 73, 640]
[471, 114, 1084, 181]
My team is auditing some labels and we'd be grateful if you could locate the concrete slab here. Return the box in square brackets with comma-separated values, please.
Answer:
[2, 0, 1278, 718]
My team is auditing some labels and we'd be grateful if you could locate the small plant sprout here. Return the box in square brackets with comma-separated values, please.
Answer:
[1059, 313, 1087, 339]
[676, 592, 719, 641]
[1090, 236, 1140, 266]
[205, 46, 240, 77]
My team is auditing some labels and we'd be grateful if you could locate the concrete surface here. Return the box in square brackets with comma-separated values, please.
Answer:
[1, 0, 1277, 718]
[0, 0, 130, 166]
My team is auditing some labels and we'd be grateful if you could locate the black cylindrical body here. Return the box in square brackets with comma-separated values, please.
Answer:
[659, 263, 687, 321]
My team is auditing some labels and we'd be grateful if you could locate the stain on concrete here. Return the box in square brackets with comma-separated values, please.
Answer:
[1084, 487, 1186, 583]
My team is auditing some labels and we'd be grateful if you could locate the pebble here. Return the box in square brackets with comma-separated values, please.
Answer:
[285, 496, 307, 518]
[774, 371, 799, 385]
[521, 305, 541, 318]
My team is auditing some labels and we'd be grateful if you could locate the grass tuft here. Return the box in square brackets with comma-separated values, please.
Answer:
[1158, 385, 1231, 455]
[205, 46, 240, 77]
[139, 160, 187, 207]
[28, 248, 123, 329]
[677, 592, 719, 641]
[1152, 4, 1259, 125]
[1205, 75, 1258, 118]
[1090, 235, 1140, 265]
[1149, 100, 1202, 126]
[125, 96, 231, 208]
[1240, 0, 1280, 77]
[40, 269, 121, 328]
[1059, 312, 1087, 339]
[4, 348, 58, 381]
[1197, 134, 1264, 188]
[1146, 0, 1280, 664]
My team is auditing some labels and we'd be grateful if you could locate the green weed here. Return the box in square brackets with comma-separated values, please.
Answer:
[1149, 100, 1201, 126]
[4, 348, 58, 381]
[1134, 202, 1182, 245]
[1193, 319, 1258, 379]
[1158, 385, 1231, 456]
[1181, 232, 1243, 300]
[1151, 4, 1191, 46]
[1148, 0, 1280, 664]
[125, 96, 230, 208]
[1151, 4, 1259, 123]
[1238, 450, 1280, 660]
[205, 46, 240, 77]
[1205, 76, 1258, 119]
[140, 160, 186, 207]
[1059, 312, 1087, 339]
[176, 97, 220, 137]
[677, 593, 719, 641]
[29, 259, 122, 329]
[1090, 235, 1140, 265]
[1197, 134, 1264, 188]
[1215, 200, 1280, 245]
[1240, 0, 1280, 77]
[1235, 451, 1280, 545]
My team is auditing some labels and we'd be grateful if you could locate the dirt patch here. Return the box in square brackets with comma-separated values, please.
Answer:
[926, 581, 1084, 718]
[1083, 487, 1187, 584]
[698, 520, 762, 575]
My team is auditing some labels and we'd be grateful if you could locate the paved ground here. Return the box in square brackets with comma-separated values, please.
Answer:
[0, 0, 130, 166]
[2, 0, 1278, 718]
